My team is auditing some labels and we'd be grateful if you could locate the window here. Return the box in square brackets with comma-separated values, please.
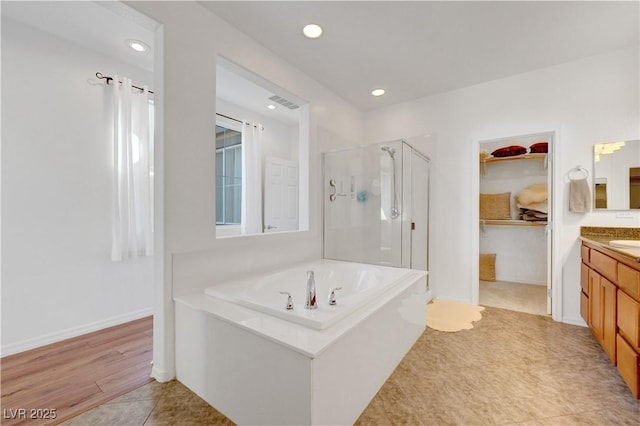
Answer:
[216, 125, 242, 225]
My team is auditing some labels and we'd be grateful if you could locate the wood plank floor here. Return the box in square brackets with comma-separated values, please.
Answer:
[1, 317, 153, 425]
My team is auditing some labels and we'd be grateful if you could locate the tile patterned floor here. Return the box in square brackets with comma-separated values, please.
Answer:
[61, 380, 232, 426]
[63, 307, 640, 425]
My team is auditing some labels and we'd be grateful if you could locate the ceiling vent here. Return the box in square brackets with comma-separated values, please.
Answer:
[269, 95, 300, 110]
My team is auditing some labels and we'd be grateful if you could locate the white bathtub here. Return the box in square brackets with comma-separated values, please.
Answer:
[177, 260, 428, 425]
[204, 259, 417, 330]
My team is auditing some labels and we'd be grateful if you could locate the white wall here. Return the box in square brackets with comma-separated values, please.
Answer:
[364, 46, 640, 325]
[127, 2, 364, 381]
[1, 18, 154, 354]
[127, 1, 637, 379]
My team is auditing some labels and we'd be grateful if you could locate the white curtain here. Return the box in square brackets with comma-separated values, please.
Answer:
[110, 75, 154, 261]
[241, 122, 263, 235]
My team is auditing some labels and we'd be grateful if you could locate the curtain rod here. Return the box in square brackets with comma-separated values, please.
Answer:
[216, 113, 243, 124]
[96, 73, 270, 130]
[96, 72, 154, 94]
[216, 113, 264, 131]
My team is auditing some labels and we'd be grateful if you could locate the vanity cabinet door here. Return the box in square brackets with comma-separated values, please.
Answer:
[618, 290, 640, 352]
[617, 333, 640, 398]
[587, 266, 616, 360]
[619, 263, 640, 302]
[581, 262, 589, 295]
[581, 245, 590, 263]
[591, 250, 617, 283]
[602, 278, 617, 363]
[580, 291, 589, 323]
[589, 268, 604, 343]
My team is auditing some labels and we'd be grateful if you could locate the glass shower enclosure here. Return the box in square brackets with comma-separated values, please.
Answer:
[323, 140, 430, 271]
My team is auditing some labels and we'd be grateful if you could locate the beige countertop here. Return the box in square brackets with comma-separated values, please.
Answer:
[580, 226, 640, 263]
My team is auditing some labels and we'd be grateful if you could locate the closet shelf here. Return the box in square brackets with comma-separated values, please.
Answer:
[481, 153, 547, 164]
[480, 219, 547, 227]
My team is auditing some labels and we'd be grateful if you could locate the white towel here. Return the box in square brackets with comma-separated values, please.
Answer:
[570, 178, 591, 213]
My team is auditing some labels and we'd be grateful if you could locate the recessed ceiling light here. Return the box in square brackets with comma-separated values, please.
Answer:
[126, 39, 149, 53]
[266, 104, 277, 110]
[303, 24, 323, 39]
[371, 88, 386, 97]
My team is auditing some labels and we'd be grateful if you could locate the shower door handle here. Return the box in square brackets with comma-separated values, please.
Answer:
[329, 179, 337, 201]
[328, 179, 346, 202]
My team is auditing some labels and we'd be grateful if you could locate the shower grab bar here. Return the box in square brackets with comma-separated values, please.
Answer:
[328, 179, 347, 202]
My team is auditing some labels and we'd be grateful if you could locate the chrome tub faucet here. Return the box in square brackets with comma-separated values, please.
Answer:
[305, 271, 317, 310]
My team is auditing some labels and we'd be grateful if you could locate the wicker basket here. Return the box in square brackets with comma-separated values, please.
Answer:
[480, 253, 496, 281]
[480, 192, 511, 220]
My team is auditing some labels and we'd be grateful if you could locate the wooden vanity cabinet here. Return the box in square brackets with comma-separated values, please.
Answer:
[580, 262, 589, 323]
[586, 268, 616, 362]
[581, 241, 640, 398]
[618, 290, 640, 351]
[602, 278, 618, 362]
[617, 334, 640, 398]
[619, 263, 640, 302]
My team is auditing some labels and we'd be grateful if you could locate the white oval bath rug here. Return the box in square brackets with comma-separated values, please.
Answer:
[426, 299, 485, 332]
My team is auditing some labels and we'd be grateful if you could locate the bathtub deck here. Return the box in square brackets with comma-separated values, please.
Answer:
[179, 267, 425, 358]
[204, 258, 422, 331]
[175, 270, 427, 425]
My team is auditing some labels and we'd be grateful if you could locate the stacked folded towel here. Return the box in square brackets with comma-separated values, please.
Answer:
[516, 183, 548, 222]
[519, 209, 548, 221]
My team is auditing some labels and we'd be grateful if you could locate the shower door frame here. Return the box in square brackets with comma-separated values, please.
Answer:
[402, 145, 431, 272]
[321, 141, 430, 272]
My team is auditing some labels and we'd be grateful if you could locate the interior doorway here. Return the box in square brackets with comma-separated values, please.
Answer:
[474, 132, 555, 316]
[1, 1, 160, 356]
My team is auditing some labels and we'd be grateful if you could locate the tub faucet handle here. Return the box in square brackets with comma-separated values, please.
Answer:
[328, 287, 343, 305]
[279, 292, 294, 310]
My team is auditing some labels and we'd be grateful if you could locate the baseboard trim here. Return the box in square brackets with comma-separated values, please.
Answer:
[425, 289, 434, 304]
[151, 365, 175, 382]
[1, 307, 153, 357]
[493, 277, 547, 286]
[562, 316, 587, 327]
[433, 295, 475, 305]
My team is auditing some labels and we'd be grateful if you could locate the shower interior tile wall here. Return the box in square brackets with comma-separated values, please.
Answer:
[323, 144, 403, 266]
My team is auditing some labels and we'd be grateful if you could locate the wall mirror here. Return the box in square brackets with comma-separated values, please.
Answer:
[593, 139, 640, 210]
[215, 56, 309, 237]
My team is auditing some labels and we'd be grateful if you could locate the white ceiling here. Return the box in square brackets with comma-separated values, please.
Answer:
[2, 1, 157, 72]
[5, 1, 637, 116]
[1, 1, 299, 126]
[201, 1, 640, 111]
[217, 59, 303, 126]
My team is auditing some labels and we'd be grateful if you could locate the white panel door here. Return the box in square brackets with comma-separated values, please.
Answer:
[546, 136, 554, 315]
[264, 157, 298, 233]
